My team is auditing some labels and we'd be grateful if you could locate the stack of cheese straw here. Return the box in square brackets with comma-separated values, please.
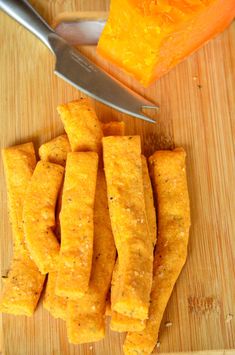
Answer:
[0, 98, 190, 355]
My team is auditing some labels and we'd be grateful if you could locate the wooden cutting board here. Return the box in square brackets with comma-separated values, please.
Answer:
[0, 1, 234, 355]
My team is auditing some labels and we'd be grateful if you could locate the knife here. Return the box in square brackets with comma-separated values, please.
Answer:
[0, 0, 158, 123]
[52, 12, 107, 46]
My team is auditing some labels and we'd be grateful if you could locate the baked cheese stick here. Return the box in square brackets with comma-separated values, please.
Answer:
[124, 148, 191, 355]
[141, 155, 157, 247]
[56, 152, 98, 298]
[0, 143, 45, 316]
[23, 161, 64, 274]
[41, 121, 123, 318]
[40, 138, 67, 317]
[111, 309, 146, 332]
[103, 136, 153, 320]
[43, 272, 67, 320]
[39, 120, 125, 168]
[111, 155, 156, 331]
[102, 121, 125, 137]
[57, 99, 103, 153]
[67, 170, 116, 343]
[39, 134, 71, 167]
[105, 291, 112, 316]
[110, 260, 146, 332]
[40, 135, 67, 242]
[0, 255, 45, 316]
[66, 122, 123, 343]
[2, 143, 36, 252]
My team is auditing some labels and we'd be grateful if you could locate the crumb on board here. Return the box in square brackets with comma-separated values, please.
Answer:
[165, 321, 172, 327]
[225, 314, 233, 323]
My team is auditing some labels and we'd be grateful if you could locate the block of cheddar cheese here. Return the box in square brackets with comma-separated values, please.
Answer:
[98, 0, 235, 86]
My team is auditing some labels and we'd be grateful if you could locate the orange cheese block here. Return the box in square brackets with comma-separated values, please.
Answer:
[98, 0, 235, 86]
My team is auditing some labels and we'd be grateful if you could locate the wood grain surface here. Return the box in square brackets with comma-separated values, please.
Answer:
[0, 1, 234, 355]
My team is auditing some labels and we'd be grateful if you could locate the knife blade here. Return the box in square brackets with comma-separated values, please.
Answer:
[0, 0, 158, 123]
[53, 14, 107, 46]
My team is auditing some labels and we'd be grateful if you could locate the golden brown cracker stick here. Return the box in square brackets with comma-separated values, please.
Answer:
[67, 170, 116, 343]
[141, 155, 157, 247]
[66, 122, 123, 342]
[56, 152, 98, 298]
[105, 290, 112, 316]
[0, 143, 45, 316]
[38, 120, 124, 169]
[0, 255, 45, 316]
[43, 272, 67, 320]
[102, 121, 125, 136]
[39, 135, 67, 241]
[110, 260, 146, 332]
[67, 307, 105, 344]
[41, 120, 122, 319]
[111, 310, 146, 332]
[124, 148, 191, 355]
[57, 99, 103, 153]
[39, 134, 71, 167]
[103, 136, 153, 320]
[54, 184, 63, 242]
[111, 156, 156, 331]
[2, 143, 36, 252]
[39, 137, 68, 317]
[23, 161, 64, 274]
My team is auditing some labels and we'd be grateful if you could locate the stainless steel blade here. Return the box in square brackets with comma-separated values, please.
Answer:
[50, 35, 158, 123]
[54, 19, 106, 45]
[0, 0, 159, 123]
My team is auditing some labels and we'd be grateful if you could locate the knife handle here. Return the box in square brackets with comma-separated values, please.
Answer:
[0, 0, 54, 51]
